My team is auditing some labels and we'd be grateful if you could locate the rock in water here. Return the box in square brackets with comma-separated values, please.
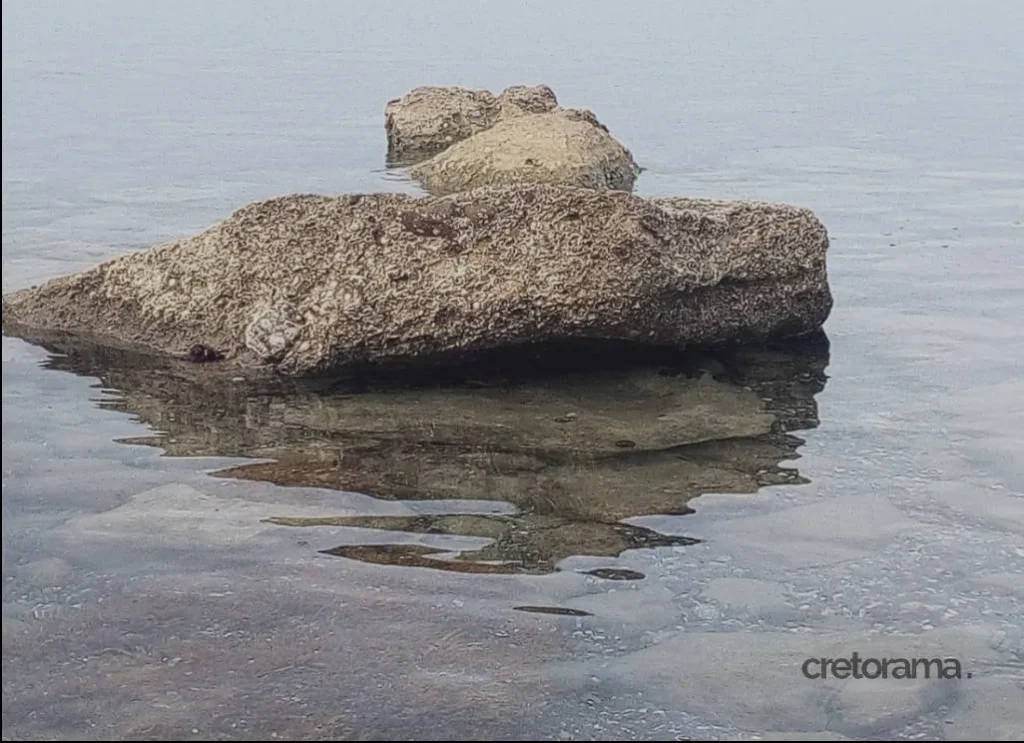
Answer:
[1, 184, 833, 377]
[384, 84, 640, 193]
[384, 84, 558, 164]
[410, 108, 641, 195]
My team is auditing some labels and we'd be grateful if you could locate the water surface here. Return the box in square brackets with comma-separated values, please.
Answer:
[3, 0, 1022, 740]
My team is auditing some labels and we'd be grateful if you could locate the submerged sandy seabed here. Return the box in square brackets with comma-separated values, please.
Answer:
[3, 0, 1023, 737]
[3, 330, 1021, 740]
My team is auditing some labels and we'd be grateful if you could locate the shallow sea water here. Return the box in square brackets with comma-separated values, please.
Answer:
[3, 0, 1023, 739]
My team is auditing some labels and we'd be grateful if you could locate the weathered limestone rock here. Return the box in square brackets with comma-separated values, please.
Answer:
[384, 84, 558, 164]
[409, 108, 641, 195]
[1, 183, 832, 377]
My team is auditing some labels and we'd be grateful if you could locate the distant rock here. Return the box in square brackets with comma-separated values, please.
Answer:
[1, 183, 832, 377]
[385, 84, 640, 192]
[409, 108, 640, 195]
[384, 84, 558, 164]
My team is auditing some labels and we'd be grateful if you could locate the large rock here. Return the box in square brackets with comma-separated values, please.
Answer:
[409, 108, 640, 195]
[1, 183, 833, 377]
[384, 84, 558, 164]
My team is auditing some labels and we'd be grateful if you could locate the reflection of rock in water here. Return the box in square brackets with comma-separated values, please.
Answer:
[266, 515, 696, 575]
[17, 331, 829, 574]
[583, 568, 646, 581]
[512, 606, 593, 617]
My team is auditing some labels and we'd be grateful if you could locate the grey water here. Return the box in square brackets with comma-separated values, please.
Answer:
[2, 0, 1023, 739]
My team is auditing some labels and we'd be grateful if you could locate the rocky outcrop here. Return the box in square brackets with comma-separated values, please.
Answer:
[409, 108, 640, 195]
[1, 183, 832, 377]
[384, 84, 558, 164]
[385, 84, 640, 193]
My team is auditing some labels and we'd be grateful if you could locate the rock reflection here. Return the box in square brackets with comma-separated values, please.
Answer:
[18, 332, 829, 574]
[267, 514, 697, 575]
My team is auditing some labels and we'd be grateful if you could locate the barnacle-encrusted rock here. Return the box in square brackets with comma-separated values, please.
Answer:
[384, 84, 558, 164]
[410, 108, 640, 195]
[1, 183, 832, 377]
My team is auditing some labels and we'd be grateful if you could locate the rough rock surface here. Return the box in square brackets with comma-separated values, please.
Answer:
[384, 84, 558, 164]
[1, 183, 832, 377]
[409, 108, 641, 195]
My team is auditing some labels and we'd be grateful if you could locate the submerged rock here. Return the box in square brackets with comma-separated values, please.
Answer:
[2, 184, 831, 377]
[409, 108, 640, 194]
[384, 83, 558, 164]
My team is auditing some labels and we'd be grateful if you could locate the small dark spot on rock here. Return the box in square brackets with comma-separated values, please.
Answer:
[186, 344, 224, 363]
[614, 439, 637, 449]
[524, 157, 537, 166]
[433, 306, 455, 325]
[400, 210, 457, 240]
